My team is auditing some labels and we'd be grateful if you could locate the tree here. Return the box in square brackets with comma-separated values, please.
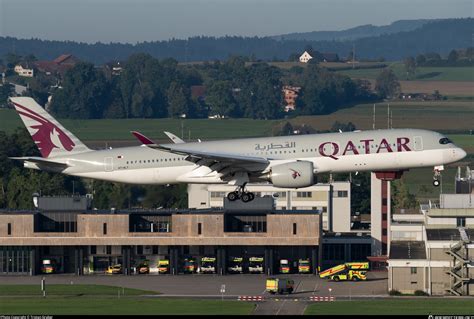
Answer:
[415, 54, 426, 66]
[375, 68, 400, 99]
[167, 81, 192, 118]
[205, 80, 239, 117]
[403, 56, 416, 79]
[0, 83, 13, 107]
[447, 49, 459, 63]
[50, 62, 109, 119]
[287, 53, 300, 62]
[392, 178, 417, 210]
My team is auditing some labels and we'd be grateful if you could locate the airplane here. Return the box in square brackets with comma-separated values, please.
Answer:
[8, 97, 467, 202]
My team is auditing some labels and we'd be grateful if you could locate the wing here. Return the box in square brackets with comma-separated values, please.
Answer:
[130, 131, 269, 183]
[163, 131, 185, 144]
[157, 144, 270, 184]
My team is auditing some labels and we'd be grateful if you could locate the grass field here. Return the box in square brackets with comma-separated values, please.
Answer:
[0, 285, 255, 315]
[2, 101, 472, 141]
[304, 299, 474, 315]
[336, 62, 474, 82]
[289, 101, 474, 133]
[0, 109, 277, 141]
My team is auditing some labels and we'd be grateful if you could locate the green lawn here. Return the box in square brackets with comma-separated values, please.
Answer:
[304, 299, 474, 315]
[3, 101, 473, 141]
[0, 284, 156, 296]
[337, 62, 474, 82]
[0, 285, 254, 315]
[0, 297, 255, 315]
[0, 109, 277, 141]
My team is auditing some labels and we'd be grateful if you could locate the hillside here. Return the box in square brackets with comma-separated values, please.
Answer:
[0, 18, 471, 64]
[271, 19, 433, 41]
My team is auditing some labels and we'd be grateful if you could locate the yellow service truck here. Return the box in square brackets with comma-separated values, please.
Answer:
[158, 260, 169, 274]
[266, 278, 295, 294]
[319, 262, 369, 282]
[298, 259, 311, 274]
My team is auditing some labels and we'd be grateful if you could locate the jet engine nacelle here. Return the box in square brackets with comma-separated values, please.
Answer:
[270, 161, 314, 188]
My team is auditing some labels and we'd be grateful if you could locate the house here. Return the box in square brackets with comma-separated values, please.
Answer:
[34, 54, 80, 76]
[321, 53, 339, 63]
[282, 85, 301, 112]
[299, 50, 339, 63]
[191, 85, 206, 101]
[14, 63, 34, 77]
[299, 51, 313, 63]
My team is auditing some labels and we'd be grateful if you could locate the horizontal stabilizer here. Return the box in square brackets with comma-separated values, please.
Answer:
[9, 156, 69, 169]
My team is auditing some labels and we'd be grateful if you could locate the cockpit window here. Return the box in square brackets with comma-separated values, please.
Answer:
[439, 138, 452, 145]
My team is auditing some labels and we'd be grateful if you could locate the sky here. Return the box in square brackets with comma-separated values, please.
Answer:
[0, 0, 472, 43]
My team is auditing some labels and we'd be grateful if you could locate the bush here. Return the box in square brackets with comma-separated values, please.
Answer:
[389, 290, 402, 296]
[414, 290, 429, 296]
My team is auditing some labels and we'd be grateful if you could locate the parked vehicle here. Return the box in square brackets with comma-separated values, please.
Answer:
[319, 262, 369, 281]
[200, 257, 216, 274]
[266, 278, 294, 294]
[227, 257, 243, 274]
[41, 259, 56, 274]
[248, 257, 264, 274]
[137, 261, 150, 274]
[158, 260, 169, 274]
[106, 264, 122, 274]
[279, 259, 290, 274]
[183, 258, 196, 273]
[298, 259, 311, 274]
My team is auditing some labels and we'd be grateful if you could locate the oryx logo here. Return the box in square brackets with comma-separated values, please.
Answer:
[290, 169, 301, 179]
[13, 103, 75, 158]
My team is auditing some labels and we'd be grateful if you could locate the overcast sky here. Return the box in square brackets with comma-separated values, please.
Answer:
[0, 0, 472, 43]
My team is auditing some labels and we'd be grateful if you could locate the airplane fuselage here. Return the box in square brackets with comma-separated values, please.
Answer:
[25, 128, 466, 185]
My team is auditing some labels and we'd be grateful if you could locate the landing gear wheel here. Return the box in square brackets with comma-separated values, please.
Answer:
[433, 179, 440, 187]
[241, 193, 251, 203]
[227, 191, 239, 201]
[248, 192, 255, 201]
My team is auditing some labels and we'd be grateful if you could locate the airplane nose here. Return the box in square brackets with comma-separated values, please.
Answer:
[457, 148, 467, 161]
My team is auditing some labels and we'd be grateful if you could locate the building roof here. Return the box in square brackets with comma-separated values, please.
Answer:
[426, 228, 474, 241]
[390, 241, 426, 259]
[53, 54, 72, 64]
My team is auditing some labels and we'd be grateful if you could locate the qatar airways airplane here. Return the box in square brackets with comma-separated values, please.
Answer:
[9, 97, 467, 202]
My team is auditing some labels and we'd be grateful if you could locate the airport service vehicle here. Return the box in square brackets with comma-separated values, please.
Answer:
[227, 257, 243, 274]
[137, 261, 150, 274]
[298, 259, 311, 274]
[158, 260, 169, 274]
[319, 262, 369, 282]
[279, 259, 290, 274]
[9, 97, 466, 202]
[200, 257, 216, 274]
[183, 258, 196, 273]
[266, 278, 295, 294]
[41, 259, 56, 274]
[249, 257, 264, 274]
[106, 264, 122, 275]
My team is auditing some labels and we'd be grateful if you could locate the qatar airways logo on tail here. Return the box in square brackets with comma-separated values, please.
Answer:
[318, 137, 411, 160]
[13, 103, 75, 158]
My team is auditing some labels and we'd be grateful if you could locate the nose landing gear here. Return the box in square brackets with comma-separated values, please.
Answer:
[432, 165, 444, 187]
[227, 183, 255, 202]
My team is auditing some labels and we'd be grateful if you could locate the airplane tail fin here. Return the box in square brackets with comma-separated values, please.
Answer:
[9, 97, 91, 158]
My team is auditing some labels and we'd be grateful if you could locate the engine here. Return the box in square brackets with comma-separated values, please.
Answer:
[269, 161, 314, 188]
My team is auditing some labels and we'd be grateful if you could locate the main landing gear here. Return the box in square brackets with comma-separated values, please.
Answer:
[433, 165, 443, 187]
[227, 183, 255, 203]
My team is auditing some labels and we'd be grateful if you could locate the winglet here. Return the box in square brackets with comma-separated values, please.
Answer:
[164, 131, 185, 144]
[131, 131, 156, 145]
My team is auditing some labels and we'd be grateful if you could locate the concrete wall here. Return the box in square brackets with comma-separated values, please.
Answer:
[390, 267, 426, 293]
